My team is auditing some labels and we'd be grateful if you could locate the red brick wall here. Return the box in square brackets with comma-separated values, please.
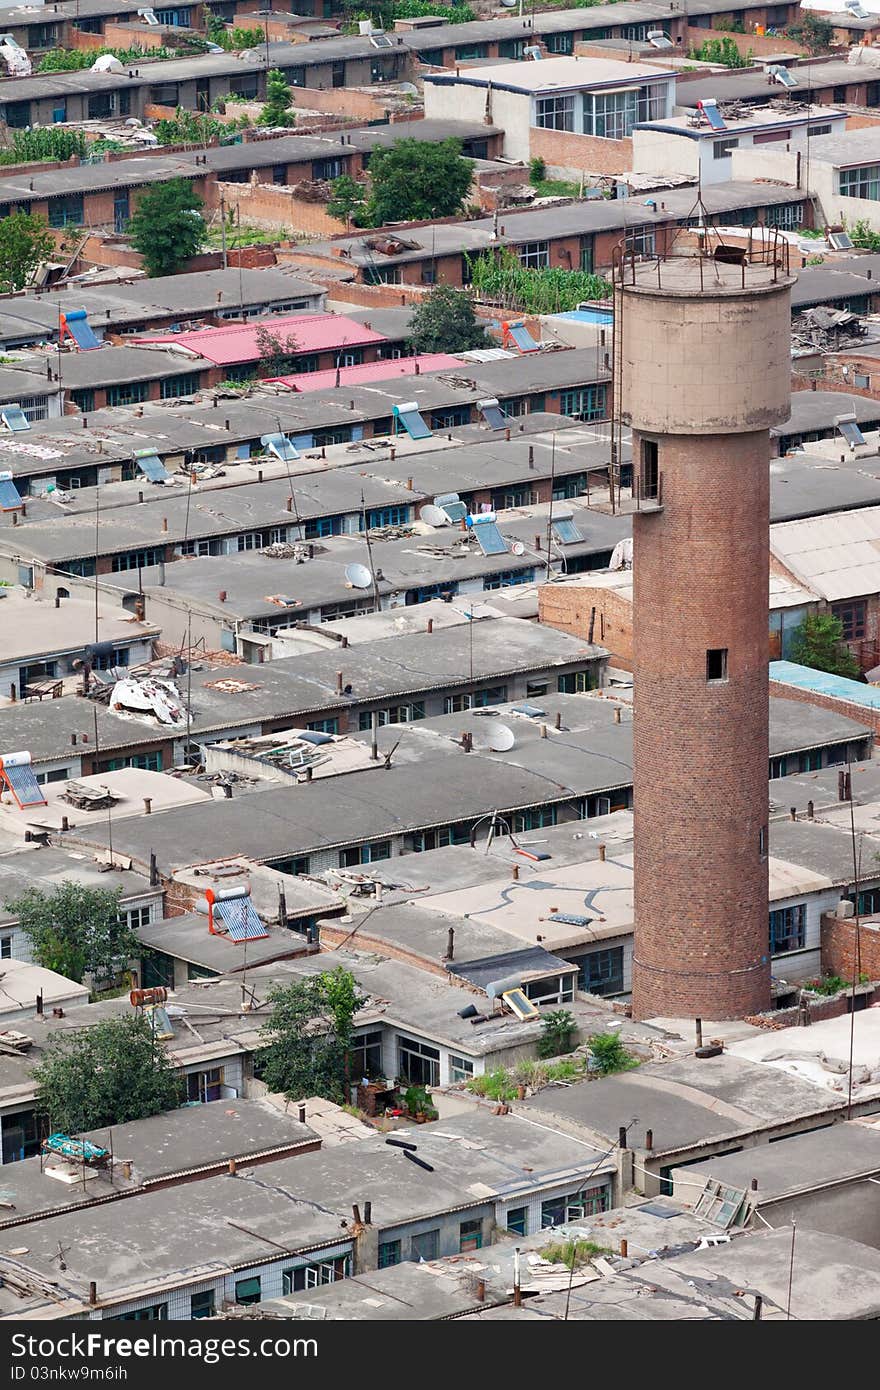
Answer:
[530, 127, 633, 178]
[633, 430, 771, 1020]
[769, 677, 880, 736]
[822, 912, 880, 982]
[540, 581, 633, 667]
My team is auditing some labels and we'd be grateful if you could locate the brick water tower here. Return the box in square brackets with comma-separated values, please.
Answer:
[619, 247, 794, 1021]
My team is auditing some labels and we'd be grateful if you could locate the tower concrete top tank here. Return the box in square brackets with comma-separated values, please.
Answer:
[623, 249, 793, 1023]
[619, 257, 794, 436]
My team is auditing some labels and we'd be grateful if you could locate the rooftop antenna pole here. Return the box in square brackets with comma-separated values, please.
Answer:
[93, 485, 100, 645]
[186, 610, 193, 765]
[361, 490, 381, 615]
[786, 1220, 797, 1321]
[278, 414, 301, 527]
[469, 600, 474, 683]
[563, 1115, 639, 1320]
[846, 763, 862, 1120]
[544, 431, 557, 580]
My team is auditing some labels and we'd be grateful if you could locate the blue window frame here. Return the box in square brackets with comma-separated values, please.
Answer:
[365, 506, 409, 529]
[578, 946, 624, 996]
[559, 385, 608, 421]
[305, 515, 344, 538]
[769, 904, 806, 954]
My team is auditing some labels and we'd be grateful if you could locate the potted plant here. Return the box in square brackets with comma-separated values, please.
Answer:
[404, 1085, 438, 1123]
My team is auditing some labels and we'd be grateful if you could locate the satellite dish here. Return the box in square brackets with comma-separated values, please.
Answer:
[511, 541, 526, 556]
[419, 503, 450, 527]
[470, 719, 516, 753]
[345, 563, 373, 591]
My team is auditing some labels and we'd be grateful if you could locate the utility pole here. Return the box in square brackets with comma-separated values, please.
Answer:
[219, 191, 228, 270]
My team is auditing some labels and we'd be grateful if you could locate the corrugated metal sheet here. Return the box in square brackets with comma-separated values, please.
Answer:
[137, 314, 387, 367]
[771, 507, 880, 599]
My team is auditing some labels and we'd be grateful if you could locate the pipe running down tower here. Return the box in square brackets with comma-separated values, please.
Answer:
[619, 249, 794, 1021]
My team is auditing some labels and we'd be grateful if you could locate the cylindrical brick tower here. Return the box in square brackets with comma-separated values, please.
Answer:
[621, 255, 794, 1021]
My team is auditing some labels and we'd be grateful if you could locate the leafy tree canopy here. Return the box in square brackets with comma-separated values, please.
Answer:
[34, 1015, 182, 1134]
[327, 173, 369, 227]
[260, 68, 295, 127]
[128, 178, 205, 277]
[789, 612, 860, 680]
[0, 212, 55, 293]
[366, 138, 473, 226]
[408, 285, 491, 354]
[259, 967, 364, 1103]
[5, 882, 137, 985]
[254, 322, 299, 376]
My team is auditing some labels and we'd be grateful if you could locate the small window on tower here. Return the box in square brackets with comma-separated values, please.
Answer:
[641, 439, 659, 500]
[706, 648, 728, 682]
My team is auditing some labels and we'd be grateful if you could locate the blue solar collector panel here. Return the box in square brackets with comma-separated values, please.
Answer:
[215, 895, 269, 942]
[4, 763, 47, 808]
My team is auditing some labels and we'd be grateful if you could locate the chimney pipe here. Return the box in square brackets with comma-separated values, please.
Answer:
[364, 1201, 372, 1225]
[219, 590, 227, 603]
[512, 863, 519, 881]
[618, 1125, 628, 1150]
[598, 843, 606, 862]
[228, 1158, 237, 1175]
[143, 798, 152, 815]
[61, 815, 69, 832]
[461, 731, 473, 752]
[88, 1282, 97, 1306]
[555, 711, 561, 729]
[614, 707, 622, 724]
[645, 1128, 653, 1151]
[352, 1204, 361, 1225]
[298, 1103, 306, 1123]
[807, 800, 814, 820]
[620, 1238, 628, 1258]
[149, 852, 159, 887]
[336, 670, 343, 694]
[371, 710, 379, 762]
[445, 926, 455, 960]
[36, 992, 44, 1017]
[427, 618, 433, 634]
[513, 1247, 522, 1307]
[696, 1017, 703, 1048]
[528, 446, 534, 468]
[790, 806, 797, 821]
[753, 1295, 763, 1321]
[475, 1278, 486, 1302]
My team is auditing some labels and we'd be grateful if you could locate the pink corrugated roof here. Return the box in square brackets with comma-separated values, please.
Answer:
[136, 313, 387, 367]
[267, 354, 460, 393]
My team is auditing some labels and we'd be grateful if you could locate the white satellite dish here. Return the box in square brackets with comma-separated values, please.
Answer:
[470, 719, 516, 752]
[419, 503, 450, 527]
[511, 541, 526, 556]
[345, 563, 373, 590]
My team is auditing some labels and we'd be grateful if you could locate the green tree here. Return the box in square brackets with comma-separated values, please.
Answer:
[537, 1008, 577, 1059]
[408, 284, 491, 354]
[787, 12, 833, 53]
[366, 138, 473, 226]
[789, 612, 860, 680]
[5, 883, 137, 986]
[254, 322, 299, 375]
[128, 179, 205, 277]
[259, 968, 364, 1103]
[0, 211, 55, 293]
[586, 1032, 638, 1075]
[204, 4, 226, 43]
[260, 68, 295, 127]
[33, 1016, 182, 1134]
[327, 173, 368, 227]
[849, 219, 880, 253]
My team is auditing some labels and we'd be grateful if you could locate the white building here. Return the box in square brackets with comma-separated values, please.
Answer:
[424, 56, 676, 165]
[731, 127, 880, 232]
[633, 102, 847, 189]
